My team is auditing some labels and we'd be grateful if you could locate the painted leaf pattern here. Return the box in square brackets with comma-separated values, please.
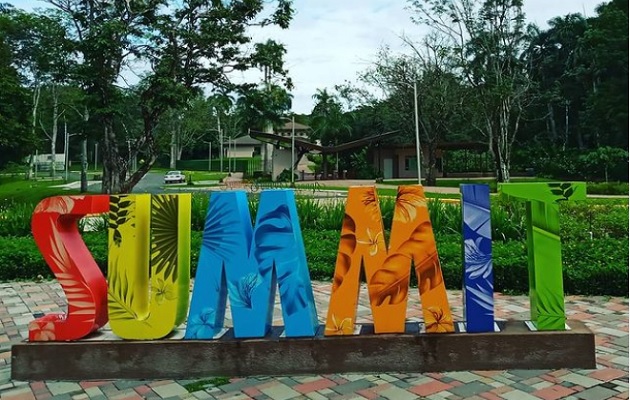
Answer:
[425, 306, 453, 333]
[185, 308, 217, 339]
[277, 269, 308, 316]
[34, 196, 81, 214]
[28, 321, 56, 341]
[394, 186, 426, 223]
[202, 196, 242, 260]
[369, 253, 410, 307]
[325, 314, 354, 335]
[464, 237, 492, 279]
[228, 273, 262, 309]
[332, 213, 356, 292]
[151, 195, 180, 282]
[253, 204, 294, 277]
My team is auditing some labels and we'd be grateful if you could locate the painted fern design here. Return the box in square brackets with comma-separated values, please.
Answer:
[277, 269, 308, 316]
[228, 273, 261, 309]
[465, 283, 494, 314]
[151, 195, 179, 282]
[464, 237, 492, 279]
[107, 254, 137, 321]
[109, 196, 133, 247]
[253, 204, 293, 278]
[547, 182, 575, 202]
[202, 196, 242, 260]
[49, 222, 97, 324]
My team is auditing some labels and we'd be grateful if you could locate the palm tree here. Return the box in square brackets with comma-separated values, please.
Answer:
[310, 89, 352, 146]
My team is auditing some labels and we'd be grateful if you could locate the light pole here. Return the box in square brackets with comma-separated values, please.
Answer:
[64, 117, 78, 181]
[203, 141, 212, 171]
[217, 113, 223, 172]
[291, 115, 295, 186]
[94, 142, 98, 171]
[413, 80, 422, 184]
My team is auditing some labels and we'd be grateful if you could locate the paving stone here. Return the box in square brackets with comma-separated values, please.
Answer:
[47, 382, 83, 396]
[218, 378, 262, 393]
[510, 370, 550, 379]
[562, 373, 604, 388]
[304, 392, 328, 400]
[377, 385, 417, 400]
[151, 383, 188, 398]
[258, 383, 301, 400]
[113, 381, 150, 390]
[575, 386, 620, 400]
[0, 385, 34, 398]
[191, 391, 213, 399]
[501, 389, 540, 400]
[331, 379, 375, 395]
[448, 371, 483, 383]
[448, 382, 494, 397]
[509, 382, 537, 393]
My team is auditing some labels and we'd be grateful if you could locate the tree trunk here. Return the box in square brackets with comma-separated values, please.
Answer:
[80, 138, 88, 192]
[80, 106, 90, 192]
[425, 144, 437, 186]
[169, 129, 177, 169]
[547, 103, 557, 142]
[102, 121, 122, 194]
[50, 84, 59, 179]
[27, 85, 41, 180]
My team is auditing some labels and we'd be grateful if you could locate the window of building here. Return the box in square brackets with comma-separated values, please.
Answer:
[404, 156, 418, 171]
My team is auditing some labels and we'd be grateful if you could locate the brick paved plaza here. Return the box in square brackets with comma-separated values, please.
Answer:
[0, 282, 627, 400]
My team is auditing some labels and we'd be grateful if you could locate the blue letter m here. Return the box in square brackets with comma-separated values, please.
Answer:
[185, 190, 319, 339]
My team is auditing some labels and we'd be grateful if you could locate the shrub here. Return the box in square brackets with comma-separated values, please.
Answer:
[560, 202, 629, 240]
[587, 182, 629, 196]
[0, 201, 33, 237]
[0, 229, 627, 296]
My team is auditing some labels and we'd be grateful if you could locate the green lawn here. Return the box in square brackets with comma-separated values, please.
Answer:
[187, 171, 228, 182]
[0, 176, 79, 204]
[294, 184, 461, 199]
[381, 177, 554, 192]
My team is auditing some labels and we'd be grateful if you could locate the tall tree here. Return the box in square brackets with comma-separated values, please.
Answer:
[46, 0, 294, 193]
[0, 6, 30, 169]
[310, 88, 351, 146]
[410, 0, 532, 182]
[362, 37, 469, 185]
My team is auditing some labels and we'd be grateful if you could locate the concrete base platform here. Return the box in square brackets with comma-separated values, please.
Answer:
[12, 320, 595, 380]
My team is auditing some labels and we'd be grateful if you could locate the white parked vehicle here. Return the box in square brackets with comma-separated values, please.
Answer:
[164, 170, 185, 184]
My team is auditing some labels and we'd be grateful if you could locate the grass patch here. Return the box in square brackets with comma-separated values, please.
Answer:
[0, 176, 80, 204]
[305, 185, 461, 199]
[183, 377, 230, 392]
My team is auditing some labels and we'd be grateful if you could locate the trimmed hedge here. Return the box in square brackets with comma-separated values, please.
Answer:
[2, 230, 627, 296]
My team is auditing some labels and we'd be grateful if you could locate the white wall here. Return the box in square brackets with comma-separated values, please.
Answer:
[226, 145, 257, 158]
[272, 148, 293, 181]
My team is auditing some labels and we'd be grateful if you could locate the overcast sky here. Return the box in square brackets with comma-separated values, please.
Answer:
[9, 0, 603, 113]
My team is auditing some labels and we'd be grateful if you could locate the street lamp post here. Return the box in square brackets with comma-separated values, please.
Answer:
[64, 117, 78, 181]
[291, 115, 295, 186]
[206, 141, 212, 171]
[217, 114, 223, 172]
[413, 80, 422, 184]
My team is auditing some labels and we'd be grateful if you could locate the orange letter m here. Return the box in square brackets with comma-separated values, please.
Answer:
[325, 186, 454, 335]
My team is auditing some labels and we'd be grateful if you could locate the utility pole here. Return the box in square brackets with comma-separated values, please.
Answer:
[64, 116, 69, 181]
[218, 113, 223, 172]
[413, 80, 422, 184]
[208, 141, 212, 171]
[291, 115, 295, 186]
